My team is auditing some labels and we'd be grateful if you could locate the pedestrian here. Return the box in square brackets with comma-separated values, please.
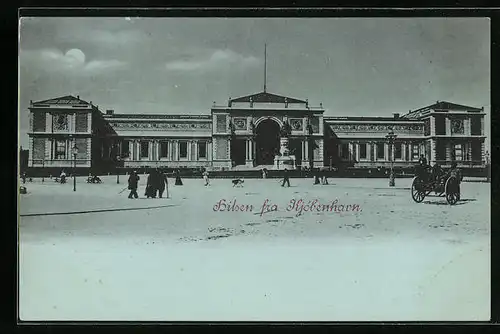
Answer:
[281, 168, 290, 187]
[145, 169, 158, 198]
[128, 170, 140, 199]
[313, 168, 320, 185]
[21, 171, 26, 184]
[262, 168, 267, 179]
[321, 169, 329, 185]
[203, 169, 210, 186]
[60, 170, 67, 184]
[175, 169, 183, 186]
[158, 169, 169, 198]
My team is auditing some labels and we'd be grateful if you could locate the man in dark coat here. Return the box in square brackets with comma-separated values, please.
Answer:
[158, 169, 169, 198]
[175, 169, 183, 186]
[281, 168, 290, 187]
[145, 170, 156, 198]
[418, 154, 428, 167]
[128, 170, 140, 199]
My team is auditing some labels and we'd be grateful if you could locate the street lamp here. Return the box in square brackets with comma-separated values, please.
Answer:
[116, 155, 121, 184]
[42, 158, 45, 183]
[385, 129, 397, 187]
[72, 144, 79, 191]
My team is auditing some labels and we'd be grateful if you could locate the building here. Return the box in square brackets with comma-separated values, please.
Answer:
[26, 93, 487, 175]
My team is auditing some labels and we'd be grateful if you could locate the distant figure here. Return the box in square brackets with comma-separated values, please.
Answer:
[313, 168, 320, 185]
[447, 162, 462, 200]
[128, 170, 140, 199]
[431, 163, 444, 183]
[321, 170, 329, 185]
[203, 170, 210, 186]
[145, 170, 157, 198]
[262, 168, 267, 179]
[175, 169, 183, 186]
[281, 168, 290, 187]
[158, 169, 168, 198]
[60, 170, 67, 184]
[21, 172, 26, 184]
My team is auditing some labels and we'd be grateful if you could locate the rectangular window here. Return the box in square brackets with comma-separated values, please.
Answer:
[341, 143, 349, 159]
[160, 141, 168, 158]
[471, 141, 481, 161]
[436, 141, 446, 161]
[32, 112, 46, 132]
[454, 144, 463, 161]
[435, 116, 446, 135]
[359, 143, 367, 159]
[121, 140, 130, 158]
[179, 141, 188, 159]
[471, 117, 482, 135]
[75, 113, 89, 132]
[394, 143, 402, 159]
[412, 145, 420, 160]
[55, 140, 66, 160]
[75, 138, 87, 159]
[140, 141, 149, 158]
[311, 117, 320, 133]
[198, 141, 207, 158]
[377, 143, 385, 159]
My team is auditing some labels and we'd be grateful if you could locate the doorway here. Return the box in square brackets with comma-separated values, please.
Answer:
[255, 119, 280, 165]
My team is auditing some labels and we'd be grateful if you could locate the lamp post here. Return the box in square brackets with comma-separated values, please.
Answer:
[42, 158, 45, 183]
[116, 155, 121, 184]
[385, 129, 397, 187]
[72, 144, 78, 191]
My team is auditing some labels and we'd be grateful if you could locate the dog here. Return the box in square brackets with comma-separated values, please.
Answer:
[232, 178, 244, 187]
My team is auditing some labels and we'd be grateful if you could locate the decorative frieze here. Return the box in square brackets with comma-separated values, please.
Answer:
[329, 123, 423, 132]
[109, 122, 212, 131]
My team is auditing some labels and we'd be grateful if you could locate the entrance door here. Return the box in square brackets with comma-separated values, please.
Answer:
[256, 119, 280, 165]
[231, 138, 246, 166]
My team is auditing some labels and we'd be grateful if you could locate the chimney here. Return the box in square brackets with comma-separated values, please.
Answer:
[106, 110, 114, 115]
[393, 113, 400, 119]
[77, 95, 80, 99]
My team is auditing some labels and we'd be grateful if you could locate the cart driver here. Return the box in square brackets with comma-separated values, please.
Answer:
[431, 162, 444, 183]
[448, 162, 463, 182]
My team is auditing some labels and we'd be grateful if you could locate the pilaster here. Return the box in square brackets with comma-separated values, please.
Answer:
[445, 117, 451, 136]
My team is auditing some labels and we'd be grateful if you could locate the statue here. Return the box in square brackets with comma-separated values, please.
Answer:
[280, 121, 292, 137]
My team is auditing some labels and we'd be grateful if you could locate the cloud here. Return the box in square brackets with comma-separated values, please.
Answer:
[20, 48, 127, 75]
[165, 49, 260, 72]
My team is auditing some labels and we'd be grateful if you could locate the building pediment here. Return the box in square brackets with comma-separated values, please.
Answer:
[32, 95, 92, 107]
[230, 91, 306, 104]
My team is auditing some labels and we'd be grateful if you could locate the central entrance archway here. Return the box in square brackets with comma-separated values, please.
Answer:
[256, 119, 280, 165]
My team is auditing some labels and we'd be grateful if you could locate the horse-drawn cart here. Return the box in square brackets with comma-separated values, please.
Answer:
[411, 166, 461, 205]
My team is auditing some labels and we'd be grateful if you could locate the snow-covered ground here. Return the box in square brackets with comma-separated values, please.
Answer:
[18, 176, 490, 321]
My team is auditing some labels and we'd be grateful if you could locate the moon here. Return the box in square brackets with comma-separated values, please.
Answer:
[65, 48, 86, 64]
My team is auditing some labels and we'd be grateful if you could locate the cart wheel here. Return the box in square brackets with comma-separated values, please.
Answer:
[411, 177, 426, 203]
[445, 176, 459, 205]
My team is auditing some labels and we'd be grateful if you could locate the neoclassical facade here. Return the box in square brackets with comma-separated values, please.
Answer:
[26, 92, 487, 173]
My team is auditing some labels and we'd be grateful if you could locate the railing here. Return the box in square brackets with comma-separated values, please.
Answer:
[31, 159, 91, 166]
[123, 160, 212, 168]
[435, 160, 484, 167]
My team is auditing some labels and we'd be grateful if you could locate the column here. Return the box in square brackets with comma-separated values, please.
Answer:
[480, 117, 485, 136]
[249, 140, 253, 160]
[445, 117, 451, 136]
[465, 118, 471, 136]
[46, 112, 52, 133]
[87, 111, 92, 134]
[401, 143, 406, 161]
[136, 141, 140, 161]
[72, 113, 76, 133]
[348, 142, 353, 161]
[384, 143, 389, 161]
[149, 140, 153, 160]
[430, 116, 436, 136]
[156, 140, 160, 161]
[373, 142, 378, 161]
[245, 140, 249, 160]
[355, 143, 360, 161]
[194, 140, 199, 161]
[408, 142, 412, 161]
[430, 140, 436, 164]
[208, 141, 212, 161]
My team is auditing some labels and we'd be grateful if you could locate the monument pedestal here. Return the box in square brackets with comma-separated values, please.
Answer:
[273, 137, 296, 170]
